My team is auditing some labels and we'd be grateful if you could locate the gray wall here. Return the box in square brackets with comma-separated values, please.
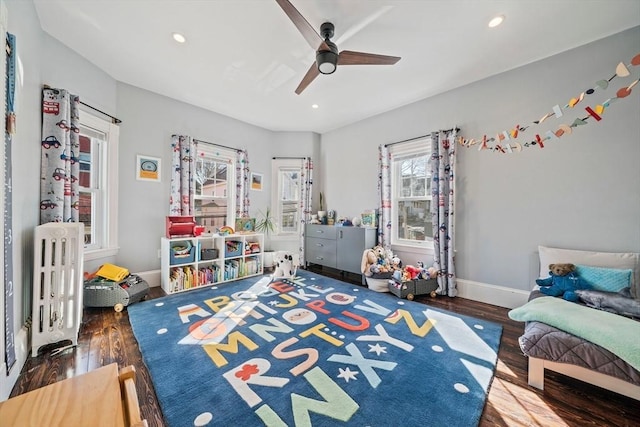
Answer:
[321, 26, 640, 291]
[115, 83, 318, 273]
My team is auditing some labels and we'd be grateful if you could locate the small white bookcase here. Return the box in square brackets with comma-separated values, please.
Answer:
[160, 233, 264, 294]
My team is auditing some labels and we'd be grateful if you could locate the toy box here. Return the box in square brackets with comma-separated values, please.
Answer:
[225, 240, 243, 257]
[170, 241, 195, 265]
[200, 248, 219, 261]
[389, 278, 438, 300]
[365, 277, 390, 293]
[84, 275, 149, 311]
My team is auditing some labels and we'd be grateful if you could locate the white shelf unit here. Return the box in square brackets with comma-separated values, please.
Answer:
[161, 233, 264, 294]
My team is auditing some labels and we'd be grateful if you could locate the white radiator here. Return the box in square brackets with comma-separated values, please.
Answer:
[32, 223, 84, 357]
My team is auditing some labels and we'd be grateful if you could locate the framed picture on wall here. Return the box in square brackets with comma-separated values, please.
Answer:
[136, 155, 161, 182]
[251, 172, 263, 191]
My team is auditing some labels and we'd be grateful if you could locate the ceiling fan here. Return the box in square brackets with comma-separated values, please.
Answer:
[275, 0, 401, 94]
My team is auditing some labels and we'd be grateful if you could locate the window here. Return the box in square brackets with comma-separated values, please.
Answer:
[193, 145, 236, 233]
[78, 111, 119, 259]
[390, 138, 433, 248]
[271, 159, 302, 235]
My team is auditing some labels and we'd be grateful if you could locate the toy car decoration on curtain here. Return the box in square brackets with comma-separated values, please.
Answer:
[40, 88, 81, 224]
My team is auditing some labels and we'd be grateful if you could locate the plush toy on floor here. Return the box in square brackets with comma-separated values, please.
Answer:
[361, 248, 380, 277]
[536, 263, 590, 302]
[272, 251, 297, 280]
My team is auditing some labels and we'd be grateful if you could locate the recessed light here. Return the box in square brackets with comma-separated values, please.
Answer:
[488, 15, 505, 28]
[172, 32, 186, 43]
[311, 104, 319, 109]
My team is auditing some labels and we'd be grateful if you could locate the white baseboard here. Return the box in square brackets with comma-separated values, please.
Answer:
[456, 278, 530, 309]
[135, 269, 161, 288]
[0, 326, 29, 402]
[131, 269, 528, 309]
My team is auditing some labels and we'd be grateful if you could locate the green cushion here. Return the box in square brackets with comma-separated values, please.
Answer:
[575, 264, 632, 292]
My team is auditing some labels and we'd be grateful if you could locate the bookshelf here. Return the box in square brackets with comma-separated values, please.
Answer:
[160, 233, 264, 294]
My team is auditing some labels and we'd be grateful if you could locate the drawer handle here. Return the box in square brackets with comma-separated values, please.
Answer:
[315, 256, 323, 260]
[315, 243, 323, 247]
[316, 230, 323, 234]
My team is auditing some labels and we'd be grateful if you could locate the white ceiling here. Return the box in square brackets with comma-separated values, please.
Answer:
[33, 0, 640, 133]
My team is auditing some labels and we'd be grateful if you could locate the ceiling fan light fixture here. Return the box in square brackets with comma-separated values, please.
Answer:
[317, 37, 338, 75]
[317, 50, 338, 74]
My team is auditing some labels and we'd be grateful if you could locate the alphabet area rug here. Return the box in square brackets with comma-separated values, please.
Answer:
[128, 270, 502, 427]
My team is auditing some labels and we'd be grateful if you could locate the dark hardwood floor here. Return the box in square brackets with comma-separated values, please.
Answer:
[10, 267, 640, 426]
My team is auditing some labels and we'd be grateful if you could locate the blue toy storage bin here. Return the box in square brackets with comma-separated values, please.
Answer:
[170, 241, 195, 265]
[225, 240, 242, 257]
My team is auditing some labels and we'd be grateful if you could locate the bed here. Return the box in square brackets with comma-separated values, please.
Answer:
[509, 246, 640, 400]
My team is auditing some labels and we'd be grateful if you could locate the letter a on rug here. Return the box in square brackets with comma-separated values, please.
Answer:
[128, 270, 502, 426]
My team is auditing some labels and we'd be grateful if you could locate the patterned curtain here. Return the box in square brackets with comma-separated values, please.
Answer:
[169, 135, 196, 215]
[40, 88, 80, 223]
[377, 144, 392, 249]
[298, 157, 313, 266]
[235, 150, 250, 218]
[430, 129, 457, 296]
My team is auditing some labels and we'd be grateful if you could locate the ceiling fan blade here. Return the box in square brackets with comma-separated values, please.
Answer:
[338, 50, 401, 66]
[295, 62, 320, 94]
[275, 0, 329, 51]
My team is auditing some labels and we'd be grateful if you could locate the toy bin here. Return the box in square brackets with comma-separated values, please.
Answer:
[200, 248, 219, 261]
[225, 240, 242, 258]
[389, 278, 438, 300]
[365, 277, 390, 293]
[84, 275, 149, 311]
[170, 241, 195, 265]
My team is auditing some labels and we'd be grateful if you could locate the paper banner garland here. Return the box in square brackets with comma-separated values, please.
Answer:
[458, 52, 640, 153]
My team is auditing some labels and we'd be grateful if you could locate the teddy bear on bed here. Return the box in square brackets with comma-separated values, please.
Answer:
[536, 263, 590, 302]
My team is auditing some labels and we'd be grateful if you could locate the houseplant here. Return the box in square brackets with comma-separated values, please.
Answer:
[255, 207, 277, 269]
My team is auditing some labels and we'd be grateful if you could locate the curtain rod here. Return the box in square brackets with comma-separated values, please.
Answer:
[42, 84, 122, 124]
[193, 138, 241, 152]
[79, 101, 122, 124]
[384, 127, 459, 147]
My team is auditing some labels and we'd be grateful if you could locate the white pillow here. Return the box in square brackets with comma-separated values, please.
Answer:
[538, 246, 640, 299]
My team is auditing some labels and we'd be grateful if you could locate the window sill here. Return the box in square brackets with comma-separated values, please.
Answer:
[390, 243, 434, 256]
[84, 246, 119, 261]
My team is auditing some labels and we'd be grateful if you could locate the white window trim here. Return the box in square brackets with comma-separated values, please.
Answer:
[270, 158, 302, 240]
[193, 145, 237, 227]
[389, 137, 434, 253]
[80, 111, 119, 261]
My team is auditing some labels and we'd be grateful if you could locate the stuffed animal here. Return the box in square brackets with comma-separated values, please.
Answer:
[391, 255, 402, 271]
[416, 261, 438, 279]
[361, 248, 379, 277]
[536, 263, 590, 302]
[272, 251, 297, 280]
[403, 265, 421, 280]
[372, 245, 385, 260]
[372, 245, 391, 273]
